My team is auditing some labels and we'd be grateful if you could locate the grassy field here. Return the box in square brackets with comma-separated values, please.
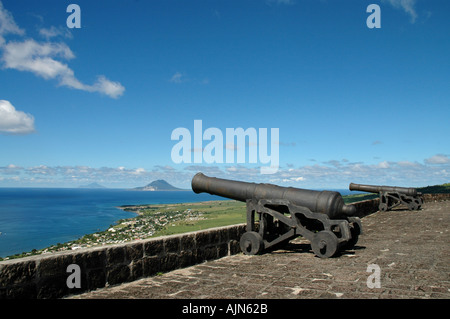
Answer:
[126, 200, 247, 237]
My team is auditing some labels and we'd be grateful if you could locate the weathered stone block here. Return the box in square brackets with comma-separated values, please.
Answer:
[142, 256, 161, 277]
[130, 260, 143, 280]
[203, 246, 218, 261]
[217, 228, 229, 244]
[86, 268, 106, 291]
[179, 250, 194, 268]
[209, 229, 220, 245]
[160, 253, 179, 272]
[126, 242, 143, 261]
[37, 274, 69, 299]
[83, 249, 106, 269]
[180, 234, 195, 251]
[164, 237, 180, 254]
[195, 231, 210, 248]
[229, 224, 246, 241]
[0, 260, 36, 287]
[217, 243, 228, 258]
[5, 283, 37, 299]
[144, 239, 164, 256]
[107, 264, 130, 286]
[38, 254, 74, 278]
[106, 246, 126, 265]
[229, 239, 241, 255]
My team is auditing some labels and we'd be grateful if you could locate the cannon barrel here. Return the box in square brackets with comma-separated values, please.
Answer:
[349, 183, 418, 196]
[192, 173, 356, 219]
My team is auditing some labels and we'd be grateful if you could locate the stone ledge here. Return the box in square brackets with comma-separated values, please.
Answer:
[0, 224, 246, 299]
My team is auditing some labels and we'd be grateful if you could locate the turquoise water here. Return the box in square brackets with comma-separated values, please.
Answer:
[0, 188, 225, 258]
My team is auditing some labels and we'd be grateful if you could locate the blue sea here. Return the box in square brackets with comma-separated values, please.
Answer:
[0, 188, 226, 258]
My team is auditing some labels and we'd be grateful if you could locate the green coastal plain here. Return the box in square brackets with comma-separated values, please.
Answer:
[2, 183, 449, 261]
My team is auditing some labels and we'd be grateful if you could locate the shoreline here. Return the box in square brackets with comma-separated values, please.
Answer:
[0, 200, 238, 261]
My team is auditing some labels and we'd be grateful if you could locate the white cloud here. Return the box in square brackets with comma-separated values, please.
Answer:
[0, 1, 24, 46]
[0, 1, 124, 98]
[378, 161, 390, 169]
[425, 154, 450, 165]
[39, 26, 72, 40]
[383, 0, 418, 23]
[0, 100, 35, 134]
[2, 39, 75, 78]
[1, 158, 449, 189]
[88, 76, 125, 99]
[1, 39, 125, 98]
[169, 72, 184, 83]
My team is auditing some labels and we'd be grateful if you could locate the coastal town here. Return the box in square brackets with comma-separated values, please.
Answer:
[1, 200, 246, 261]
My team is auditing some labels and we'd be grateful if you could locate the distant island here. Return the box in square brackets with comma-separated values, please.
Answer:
[79, 182, 107, 189]
[133, 179, 186, 191]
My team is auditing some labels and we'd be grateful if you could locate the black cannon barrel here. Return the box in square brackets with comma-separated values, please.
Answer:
[192, 173, 356, 219]
[349, 183, 417, 196]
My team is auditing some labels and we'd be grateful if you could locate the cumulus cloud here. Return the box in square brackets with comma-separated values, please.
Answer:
[1, 39, 125, 98]
[2, 39, 75, 78]
[0, 1, 24, 46]
[425, 154, 450, 165]
[1, 159, 449, 188]
[0, 100, 35, 134]
[39, 26, 72, 40]
[0, 1, 124, 98]
[383, 0, 418, 23]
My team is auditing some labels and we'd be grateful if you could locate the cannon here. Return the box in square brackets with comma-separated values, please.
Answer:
[349, 183, 423, 212]
[192, 173, 362, 258]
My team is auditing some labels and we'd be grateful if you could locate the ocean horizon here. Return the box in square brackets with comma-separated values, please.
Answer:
[0, 187, 353, 258]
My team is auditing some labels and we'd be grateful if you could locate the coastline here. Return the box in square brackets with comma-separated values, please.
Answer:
[0, 200, 242, 261]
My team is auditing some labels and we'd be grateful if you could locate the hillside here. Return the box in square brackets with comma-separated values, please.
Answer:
[417, 183, 450, 194]
[133, 179, 185, 191]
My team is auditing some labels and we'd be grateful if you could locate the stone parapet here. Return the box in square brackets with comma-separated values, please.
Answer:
[0, 224, 246, 299]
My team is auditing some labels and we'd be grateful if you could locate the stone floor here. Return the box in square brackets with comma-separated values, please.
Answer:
[69, 200, 450, 300]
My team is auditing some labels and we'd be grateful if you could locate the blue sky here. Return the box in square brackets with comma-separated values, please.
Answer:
[0, 0, 449, 189]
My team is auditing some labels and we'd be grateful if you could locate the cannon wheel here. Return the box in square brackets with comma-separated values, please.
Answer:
[379, 202, 388, 212]
[240, 231, 264, 255]
[340, 221, 361, 251]
[311, 230, 338, 258]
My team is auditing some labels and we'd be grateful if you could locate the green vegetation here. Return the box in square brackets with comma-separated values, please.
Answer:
[417, 183, 450, 194]
[125, 200, 246, 237]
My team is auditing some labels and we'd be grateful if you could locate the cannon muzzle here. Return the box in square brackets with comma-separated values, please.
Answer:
[192, 173, 356, 219]
[349, 183, 418, 196]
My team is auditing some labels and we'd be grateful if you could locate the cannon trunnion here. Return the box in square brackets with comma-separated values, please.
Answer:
[349, 183, 423, 212]
[192, 173, 362, 258]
